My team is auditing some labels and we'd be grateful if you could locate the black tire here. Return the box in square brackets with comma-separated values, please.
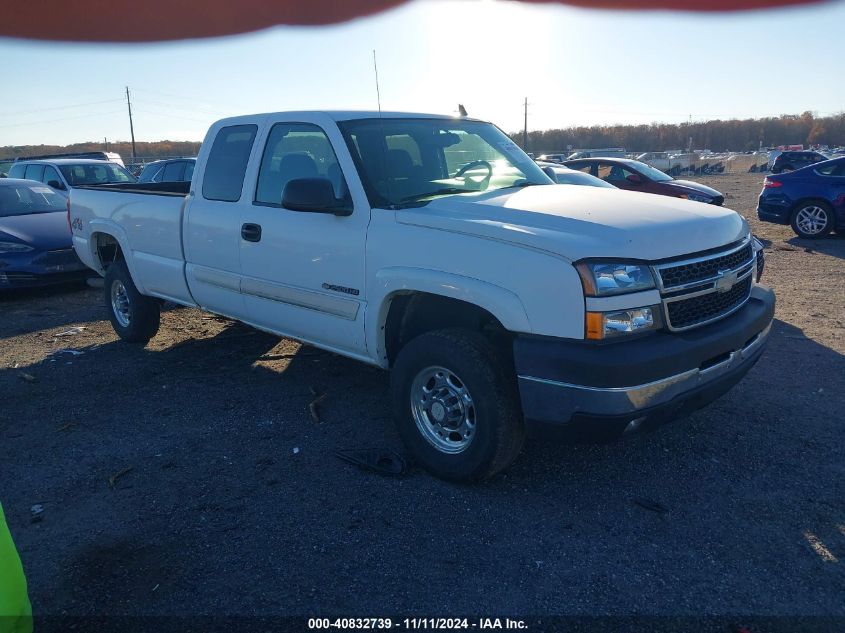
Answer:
[390, 328, 525, 482]
[104, 259, 160, 343]
[791, 200, 834, 239]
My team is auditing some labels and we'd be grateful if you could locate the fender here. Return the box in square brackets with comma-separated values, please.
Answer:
[85, 220, 148, 295]
[367, 266, 532, 366]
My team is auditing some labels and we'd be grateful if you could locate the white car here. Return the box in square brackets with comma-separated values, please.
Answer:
[69, 111, 774, 481]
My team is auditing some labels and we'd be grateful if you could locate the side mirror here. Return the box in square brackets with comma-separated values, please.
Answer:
[542, 166, 557, 181]
[282, 178, 352, 216]
[626, 174, 643, 184]
[47, 180, 66, 190]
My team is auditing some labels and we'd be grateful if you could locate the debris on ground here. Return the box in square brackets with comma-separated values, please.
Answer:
[633, 497, 669, 513]
[56, 326, 86, 337]
[308, 390, 327, 423]
[108, 466, 134, 488]
[50, 349, 85, 357]
[292, 447, 300, 455]
[336, 449, 407, 477]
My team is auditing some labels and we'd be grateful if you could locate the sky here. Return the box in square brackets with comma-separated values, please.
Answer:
[1, 0, 843, 146]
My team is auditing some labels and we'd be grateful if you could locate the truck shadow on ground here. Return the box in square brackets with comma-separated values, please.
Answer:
[0, 282, 101, 341]
[3, 317, 845, 616]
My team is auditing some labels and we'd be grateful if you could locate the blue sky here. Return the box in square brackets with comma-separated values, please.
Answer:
[1, 0, 843, 146]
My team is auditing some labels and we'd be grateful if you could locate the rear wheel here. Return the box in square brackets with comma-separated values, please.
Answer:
[390, 328, 524, 482]
[791, 201, 834, 239]
[104, 260, 160, 343]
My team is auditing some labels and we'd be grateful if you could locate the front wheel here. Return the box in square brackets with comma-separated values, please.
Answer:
[390, 328, 525, 482]
[791, 201, 834, 239]
[104, 260, 160, 343]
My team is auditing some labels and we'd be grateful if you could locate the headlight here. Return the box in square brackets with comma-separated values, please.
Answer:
[586, 306, 660, 340]
[576, 261, 656, 296]
[0, 241, 34, 253]
[680, 193, 712, 203]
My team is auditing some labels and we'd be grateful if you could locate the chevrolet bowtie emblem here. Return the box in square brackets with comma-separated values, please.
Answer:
[714, 268, 738, 293]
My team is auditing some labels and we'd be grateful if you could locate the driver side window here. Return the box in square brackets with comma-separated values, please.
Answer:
[255, 123, 348, 207]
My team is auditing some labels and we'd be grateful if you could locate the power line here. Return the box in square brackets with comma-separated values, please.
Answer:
[0, 98, 124, 119]
[0, 109, 125, 129]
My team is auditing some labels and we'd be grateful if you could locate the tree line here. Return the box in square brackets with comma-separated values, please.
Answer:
[3, 111, 843, 161]
[514, 111, 845, 153]
[0, 140, 202, 161]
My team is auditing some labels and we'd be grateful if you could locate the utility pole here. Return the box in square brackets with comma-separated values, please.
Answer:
[125, 86, 137, 161]
[104, 137, 108, 151]
[523, 97, 528, 151]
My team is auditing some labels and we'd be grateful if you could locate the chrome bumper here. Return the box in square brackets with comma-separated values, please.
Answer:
[518, 323, 771, 419]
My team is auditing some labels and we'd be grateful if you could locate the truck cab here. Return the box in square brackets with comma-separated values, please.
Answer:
[69, 111, 775, 482]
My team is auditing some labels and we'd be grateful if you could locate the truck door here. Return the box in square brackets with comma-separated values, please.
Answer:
[183, 123, 258, 321]
[238, 120, 369, 357]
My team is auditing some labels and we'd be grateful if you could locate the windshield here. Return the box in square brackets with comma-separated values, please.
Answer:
[631, 161, 672, 182]
[0, 182, 66, 217]
[59, 163, 136, 186]
[554, 171, 616, 188]
[338, 118, 551, 208]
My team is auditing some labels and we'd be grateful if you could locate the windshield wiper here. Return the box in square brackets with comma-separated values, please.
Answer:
[394, 188, 471, 208]
[500, 181, 544, 190]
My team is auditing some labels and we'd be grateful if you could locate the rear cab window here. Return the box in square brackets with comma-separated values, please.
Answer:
[202, 125, 258, 202]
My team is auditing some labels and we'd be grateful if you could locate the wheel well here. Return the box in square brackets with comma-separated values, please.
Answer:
[93, 233, 124, 271]
[790, 198, 832, 217]
[384, 292, 511, 367]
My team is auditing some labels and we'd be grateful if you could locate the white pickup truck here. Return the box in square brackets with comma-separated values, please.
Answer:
[70, 111, 775, 481]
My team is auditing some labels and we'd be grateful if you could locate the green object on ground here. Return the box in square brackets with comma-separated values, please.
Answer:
[0, 503, 32, 633]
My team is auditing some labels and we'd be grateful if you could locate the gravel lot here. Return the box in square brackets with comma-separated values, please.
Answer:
[1, 172, 843, 626]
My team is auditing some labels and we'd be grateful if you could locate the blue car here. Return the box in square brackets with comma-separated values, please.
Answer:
[0, 179, 90, 289]
[757, 156, 845, 238]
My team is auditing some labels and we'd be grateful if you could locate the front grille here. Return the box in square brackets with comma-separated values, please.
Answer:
[666, 276, 752, 329]
[659, 243, 753, 289]
[0, 272, 37, 284]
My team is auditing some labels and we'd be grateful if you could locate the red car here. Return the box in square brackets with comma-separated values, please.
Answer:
[563, 157, 725, 205]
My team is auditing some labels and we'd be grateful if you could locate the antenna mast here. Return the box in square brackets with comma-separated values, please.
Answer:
[373, 50, 382, 114]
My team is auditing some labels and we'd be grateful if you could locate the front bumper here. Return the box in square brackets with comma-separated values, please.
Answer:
[0, 248, 89, 289]
[514, 285, 775, 442]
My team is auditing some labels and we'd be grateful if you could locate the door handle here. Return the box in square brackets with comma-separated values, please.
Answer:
[241, 223, 262, 242]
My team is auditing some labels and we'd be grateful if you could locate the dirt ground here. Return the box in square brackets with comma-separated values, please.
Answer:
[1, 172, 843, 627]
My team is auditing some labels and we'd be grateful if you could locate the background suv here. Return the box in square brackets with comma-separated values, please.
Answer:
[771, 151, 829, 174]
[8, 159, 136, 195]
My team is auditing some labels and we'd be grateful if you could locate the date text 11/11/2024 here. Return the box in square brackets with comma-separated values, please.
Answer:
[307, 618, 528, 629]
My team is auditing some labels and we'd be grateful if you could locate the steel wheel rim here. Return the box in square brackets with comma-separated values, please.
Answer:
[111, 280, 131, 327]
[410, 365, 476, 454]
[796, 206, 828, 235]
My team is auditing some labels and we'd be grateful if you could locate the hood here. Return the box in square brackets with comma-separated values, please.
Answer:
[0, 211, 72, 251]
[396, 185, 747, 262]
[667, 180, 723, 198]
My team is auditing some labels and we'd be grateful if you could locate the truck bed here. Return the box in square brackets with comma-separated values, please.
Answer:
[70, 181, 194, 305]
